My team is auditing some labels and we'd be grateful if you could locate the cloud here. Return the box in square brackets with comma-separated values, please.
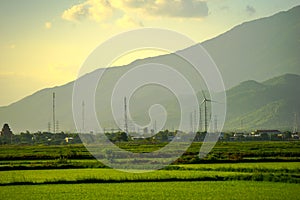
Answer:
[62, 0, 209, 26]
[45, 22, 52, 29]
[62, 0, 114, 22]
[246, 5, 256, 15]
[119, 0, 209, 18]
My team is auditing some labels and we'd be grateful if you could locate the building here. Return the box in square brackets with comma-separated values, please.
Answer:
[251, 130, 281, 139]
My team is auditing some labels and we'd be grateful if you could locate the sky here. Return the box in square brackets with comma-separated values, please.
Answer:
[0, 0, 300, 106]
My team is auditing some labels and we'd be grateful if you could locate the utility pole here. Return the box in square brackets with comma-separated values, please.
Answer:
[293, 113, 298, 133]
[190, 112, 193, 132]
[194, 109, 197, 132]
[240, 119, 244, 131]
[48, 122, 51, 133]
[214, 115, 218, 133]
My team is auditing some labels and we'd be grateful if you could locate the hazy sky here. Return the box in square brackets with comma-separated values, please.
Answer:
[0, 0, 299, 106]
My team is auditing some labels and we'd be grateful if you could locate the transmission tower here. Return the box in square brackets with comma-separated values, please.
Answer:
[124, 97, 128, 134]
[52, 92, 56, 134]
[82, 101, 85, 133]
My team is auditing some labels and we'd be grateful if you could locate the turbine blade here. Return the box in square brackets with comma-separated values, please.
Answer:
[210, 100, 223, 104]
[201, 90, 206, 99]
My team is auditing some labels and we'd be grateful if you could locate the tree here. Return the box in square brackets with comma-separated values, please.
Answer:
[0, 124, 13, 137]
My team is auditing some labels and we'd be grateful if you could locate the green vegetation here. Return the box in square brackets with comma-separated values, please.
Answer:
[0, 162, 299, 185]
[1, 141, 299, 171]
[0, 141, 299, 199]
[1, 181, 299, 200]
[0, 168, 248, 185]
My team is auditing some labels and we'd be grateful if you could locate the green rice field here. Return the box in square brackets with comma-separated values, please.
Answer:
[1, 181, 299, 200]
[0, 142, 299, 199]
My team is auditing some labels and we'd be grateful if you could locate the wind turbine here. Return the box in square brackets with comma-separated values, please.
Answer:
[200, 90, 219, 133]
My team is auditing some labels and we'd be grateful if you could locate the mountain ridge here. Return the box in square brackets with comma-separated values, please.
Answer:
[225, 73, 300, 131]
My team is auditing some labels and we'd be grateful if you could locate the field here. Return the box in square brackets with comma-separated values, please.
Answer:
[1, 181, 299, 200]
[1, 141, 299, 170]
[0, 141, 300, 199]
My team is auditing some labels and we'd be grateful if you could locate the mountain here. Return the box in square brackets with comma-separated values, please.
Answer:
[1, 6, 300, 132]
[201, 5, 300, 88]
[225, 73, 300, 131]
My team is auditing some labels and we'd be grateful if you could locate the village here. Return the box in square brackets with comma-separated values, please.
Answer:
[1, 123, 299, 145]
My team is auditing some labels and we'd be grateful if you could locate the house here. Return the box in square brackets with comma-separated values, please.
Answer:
[292, 134, 299, 140]
[251, 130, 281, 139]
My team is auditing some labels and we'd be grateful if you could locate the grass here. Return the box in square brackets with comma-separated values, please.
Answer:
[0, 168, 249, 184]
[0, 141, 299, 171]
[1, 141, 299, 161]
[0, 181, 299, 200]
[0, 162, 299, 185]
[174, 162, 300, 173]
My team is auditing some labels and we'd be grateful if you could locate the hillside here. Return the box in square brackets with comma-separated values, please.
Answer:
[202, 5, 300, 88]
[225, 74, 300, 131]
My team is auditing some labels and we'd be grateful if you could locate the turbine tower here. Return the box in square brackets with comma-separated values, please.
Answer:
[199, 107, 202, 132]
[200, 90, 218, 133]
